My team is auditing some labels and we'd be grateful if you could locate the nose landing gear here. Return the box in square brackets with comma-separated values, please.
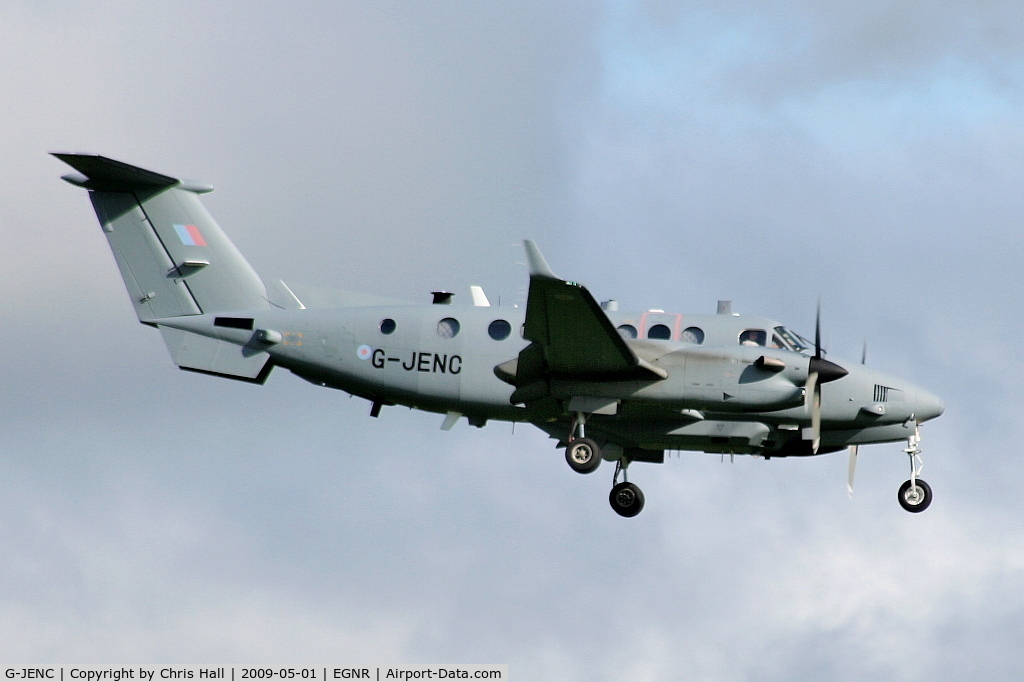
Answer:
[898, 423, 932, 513]
[898, 478, 932, 512]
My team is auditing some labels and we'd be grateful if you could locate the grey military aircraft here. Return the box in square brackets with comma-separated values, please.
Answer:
[55, 153, 945, 517]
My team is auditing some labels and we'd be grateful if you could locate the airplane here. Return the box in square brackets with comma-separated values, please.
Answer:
[54, 153, 945, 517]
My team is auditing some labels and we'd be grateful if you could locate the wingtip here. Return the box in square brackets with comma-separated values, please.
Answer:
[523, 240, 557, 278]
[51, 151, 98, 163]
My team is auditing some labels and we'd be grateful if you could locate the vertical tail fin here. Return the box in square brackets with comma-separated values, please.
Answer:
[54, 153, 271, 321]
[56, 153, 276, 383]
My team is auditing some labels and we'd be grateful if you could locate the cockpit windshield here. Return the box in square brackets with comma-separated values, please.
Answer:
[773, 326, 811, 353]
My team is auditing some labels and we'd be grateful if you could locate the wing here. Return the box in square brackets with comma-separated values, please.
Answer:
[496, 241, 666, 404]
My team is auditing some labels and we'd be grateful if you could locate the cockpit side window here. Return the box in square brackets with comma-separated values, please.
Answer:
[739, 329, 767, 346]
[773, 326, 810, 353]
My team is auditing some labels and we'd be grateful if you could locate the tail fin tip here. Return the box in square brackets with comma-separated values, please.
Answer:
[52, 153, 179, 192]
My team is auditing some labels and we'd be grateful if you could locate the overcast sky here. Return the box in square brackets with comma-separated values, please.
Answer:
[2, 1, 1022, 679]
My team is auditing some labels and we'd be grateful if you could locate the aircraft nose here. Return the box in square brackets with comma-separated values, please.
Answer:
[914, 388, 945, 423]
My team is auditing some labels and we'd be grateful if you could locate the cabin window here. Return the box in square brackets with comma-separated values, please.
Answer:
[437, 317, 460, 339]
[739, 329, 767, 346]
[617, 324, 638, 339]
[647, 324, 672, 340]
[681, 326, 704, 344]
[379, 318, 396, 335]
[488, 319, 512, 340]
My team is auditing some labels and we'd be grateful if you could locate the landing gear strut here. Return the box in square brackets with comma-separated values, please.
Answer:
[562, 412, 646, 517]
[609, 459, 644, 517]
[898, 423, 932, 513]
[564, 411, 601, 474]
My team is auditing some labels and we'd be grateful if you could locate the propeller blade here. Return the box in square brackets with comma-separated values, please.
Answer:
[847, 445, 859, 497]
[861, 339, 868, 365]
[804, 370, 820, 454]
[815, 300, 822, 359]
[805, 370, 818, 404]
[808, 301, 847, 381]
[803, 300, 846, 455]
[811, 375, 821, 454]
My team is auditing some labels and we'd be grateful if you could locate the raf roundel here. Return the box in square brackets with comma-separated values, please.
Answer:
[357, 345, 373, 361]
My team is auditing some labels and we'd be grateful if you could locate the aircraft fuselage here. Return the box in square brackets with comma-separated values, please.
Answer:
[55, 152, 945, 515]
[158, 302, 943, 458]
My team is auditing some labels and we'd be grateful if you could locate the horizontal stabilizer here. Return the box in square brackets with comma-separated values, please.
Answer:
[54, 153, 179, 192]
[159, 327, 273, 383]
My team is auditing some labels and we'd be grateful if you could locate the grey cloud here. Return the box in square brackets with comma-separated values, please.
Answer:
[630, 0, 1024, 89]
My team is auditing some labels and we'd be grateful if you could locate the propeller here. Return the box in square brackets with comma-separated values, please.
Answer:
[805, 370, 820, 453]
[847, 445, 859, 497]
[847, 340, 867, 496]
[804, 302, 848, 454]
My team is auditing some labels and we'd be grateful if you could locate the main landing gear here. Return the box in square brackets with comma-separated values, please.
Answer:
[609, 460, 644, 518]
[565, 437, 602, 474]
[565, 412, 645, 517]
[898, 424, 932, 513]
[565, 412, 603, 474]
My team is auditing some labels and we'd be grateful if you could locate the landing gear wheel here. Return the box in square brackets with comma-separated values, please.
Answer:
[609, 481, 645, 517]
[565, 438, 602, 474]
[898, 478, 932, 513]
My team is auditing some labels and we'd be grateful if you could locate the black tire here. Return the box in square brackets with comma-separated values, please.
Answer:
[898, 478, 932, 513]
[565, 438, 602, 474]
[609, 481, 645, 518]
